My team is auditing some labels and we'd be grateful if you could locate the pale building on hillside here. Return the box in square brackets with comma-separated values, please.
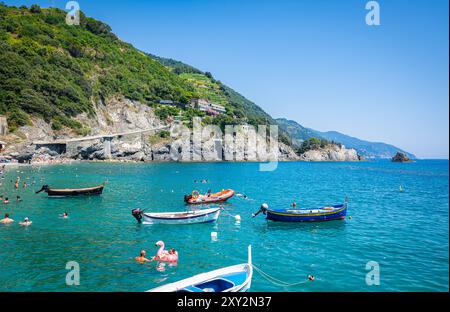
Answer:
[190, 99, 226, 116]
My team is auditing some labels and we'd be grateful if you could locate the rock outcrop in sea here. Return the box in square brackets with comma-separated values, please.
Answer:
[391, 152, 411, 162]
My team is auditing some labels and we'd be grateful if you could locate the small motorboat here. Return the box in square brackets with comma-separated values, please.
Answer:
[184, 189, 234, 204]
[253, 197, 348, 222]
[131, 207, 221, 224]
[148, 245, 253, 292]
[36, 183, 105, 197]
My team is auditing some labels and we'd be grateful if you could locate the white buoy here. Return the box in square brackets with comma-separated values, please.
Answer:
[234, 215, 241, 222]
[211, 232, 218, 241]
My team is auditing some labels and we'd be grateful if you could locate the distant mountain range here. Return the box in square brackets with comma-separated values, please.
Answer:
[276, 118, 416, 159]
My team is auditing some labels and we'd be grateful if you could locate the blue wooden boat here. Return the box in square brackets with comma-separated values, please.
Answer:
[148, 245, 253, 292]
[253, 197, 348, 222]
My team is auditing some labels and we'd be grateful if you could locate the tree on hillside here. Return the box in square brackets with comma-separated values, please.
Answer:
[30, 4, 41, 13]
[297, 137, 332, 154]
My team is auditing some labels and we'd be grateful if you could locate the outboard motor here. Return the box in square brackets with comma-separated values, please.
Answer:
[36, 185, 49, 194]
[131, 209, 144, 223]
[252, 203, 269, 218]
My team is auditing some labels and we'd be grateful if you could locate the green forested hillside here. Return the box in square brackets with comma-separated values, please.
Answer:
[275, 118, 320, 147]
[0, 3, 289, 144]
[150, 56, 279, 125]
[0, 4, 197, 132]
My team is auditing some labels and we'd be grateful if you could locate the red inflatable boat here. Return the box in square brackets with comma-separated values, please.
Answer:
[184, 189, 235, 204]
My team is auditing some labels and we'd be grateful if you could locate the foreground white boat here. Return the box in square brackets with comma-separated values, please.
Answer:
[131, 207, 221, 225]
[148, 245, 253, 292]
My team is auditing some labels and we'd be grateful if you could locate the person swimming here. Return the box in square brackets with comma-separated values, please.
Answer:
[236, 193, 249, 199]
[3, 197, 9, 204]
[308, 275, 315, 281]
[16, 196, 21, 202]
[19, 217, 32, 226]
[0, 213, 14, 224]
[135, 250, 151, 263]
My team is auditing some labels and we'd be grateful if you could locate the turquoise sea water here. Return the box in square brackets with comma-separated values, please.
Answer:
[0, 160, 448, 292]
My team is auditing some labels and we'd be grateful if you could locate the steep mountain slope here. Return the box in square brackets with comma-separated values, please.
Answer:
[275, 118, 319, 146]
[0, 4, 288, 142]
[148, 54, 291, 143]
[0, 4, 200, 133]
[276, 118, 415, 159]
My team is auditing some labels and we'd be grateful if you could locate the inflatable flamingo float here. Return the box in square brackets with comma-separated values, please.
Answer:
[154, 241, 178, 262]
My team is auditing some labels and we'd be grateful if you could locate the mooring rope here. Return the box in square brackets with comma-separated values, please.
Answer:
[252, 264, 309, 287]
[221, 210, 237, 218]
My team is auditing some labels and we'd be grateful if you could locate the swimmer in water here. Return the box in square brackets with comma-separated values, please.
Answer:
[3, 197, 9, 204]
[61, 212, 69, 219]
[135, 250, 151, 263]
[308, 275, 315, 281]
[19, 217, 32, 226]
[0, 213, 14, 224]
[23, 182, 27, 189]
[16, 196, 21, 202]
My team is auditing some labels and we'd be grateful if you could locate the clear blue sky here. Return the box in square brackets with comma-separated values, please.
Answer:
[5, 0, 449, 158]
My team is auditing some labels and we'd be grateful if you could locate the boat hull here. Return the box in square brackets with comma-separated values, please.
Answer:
[46, 185, 104, 197]
[140, 208, 221, 225]
[148, 245, 253, 292]
[267, 205, 347, 222]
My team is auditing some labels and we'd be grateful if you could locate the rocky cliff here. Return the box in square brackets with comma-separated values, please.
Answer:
[1, 97, 301, 163]
[391, 152, 412, 163]
[299, 144, 361, 162]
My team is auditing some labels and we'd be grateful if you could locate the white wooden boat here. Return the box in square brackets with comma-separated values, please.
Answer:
[131, 207, 221, 225]
[148, 245, 253, 292]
